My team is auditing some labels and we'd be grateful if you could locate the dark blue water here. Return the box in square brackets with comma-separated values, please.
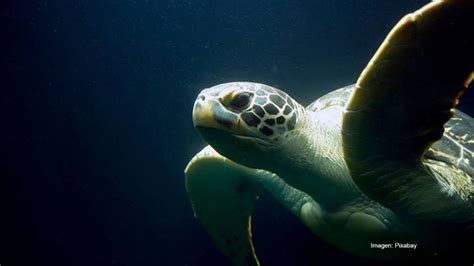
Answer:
[3, 1, 473, 265]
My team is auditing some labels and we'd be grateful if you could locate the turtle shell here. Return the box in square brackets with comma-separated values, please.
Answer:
[308, 84, 474, 179]
[425, 109, 474, 178]
[306, 84, 355, 112]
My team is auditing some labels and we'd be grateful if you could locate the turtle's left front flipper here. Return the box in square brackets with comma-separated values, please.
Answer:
[343, 1, 474, 223]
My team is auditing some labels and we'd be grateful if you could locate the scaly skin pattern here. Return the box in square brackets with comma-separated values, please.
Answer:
[264, 93, 412, 253]
[192, 82, 409, 258]
[188, 1, 474, 263]
[191, 80, 474, 260]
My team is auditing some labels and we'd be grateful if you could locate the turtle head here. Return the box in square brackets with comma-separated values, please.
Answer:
[192, 82, 304, 168]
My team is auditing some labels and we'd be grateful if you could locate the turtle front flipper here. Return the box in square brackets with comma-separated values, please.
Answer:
[185, 146, 262, 266]
[342, 1, 474, 223]
[185, 145, 331, 265]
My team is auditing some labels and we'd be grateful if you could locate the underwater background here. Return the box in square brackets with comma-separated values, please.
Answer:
[3, 0, 474, 265]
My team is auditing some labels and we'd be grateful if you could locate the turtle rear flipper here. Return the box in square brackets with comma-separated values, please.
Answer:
[343, 1, 474, 223]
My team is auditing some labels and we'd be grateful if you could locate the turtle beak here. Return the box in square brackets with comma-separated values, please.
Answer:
[193, 92, 238, 131]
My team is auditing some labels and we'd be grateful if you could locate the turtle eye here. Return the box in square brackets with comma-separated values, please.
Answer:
[229, 92, 252, 110]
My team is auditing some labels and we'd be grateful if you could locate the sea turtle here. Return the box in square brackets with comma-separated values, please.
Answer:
[184, 1, 474, 265]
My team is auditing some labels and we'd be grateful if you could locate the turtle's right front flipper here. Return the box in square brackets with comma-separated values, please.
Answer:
[185, 146, 262, 266]
[185, 145, 330, 265]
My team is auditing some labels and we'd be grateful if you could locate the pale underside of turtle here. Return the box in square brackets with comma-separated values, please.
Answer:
[184, 1, 474, 265]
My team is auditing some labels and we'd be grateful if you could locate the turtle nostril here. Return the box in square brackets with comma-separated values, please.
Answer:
[198, 95, 206, 101]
